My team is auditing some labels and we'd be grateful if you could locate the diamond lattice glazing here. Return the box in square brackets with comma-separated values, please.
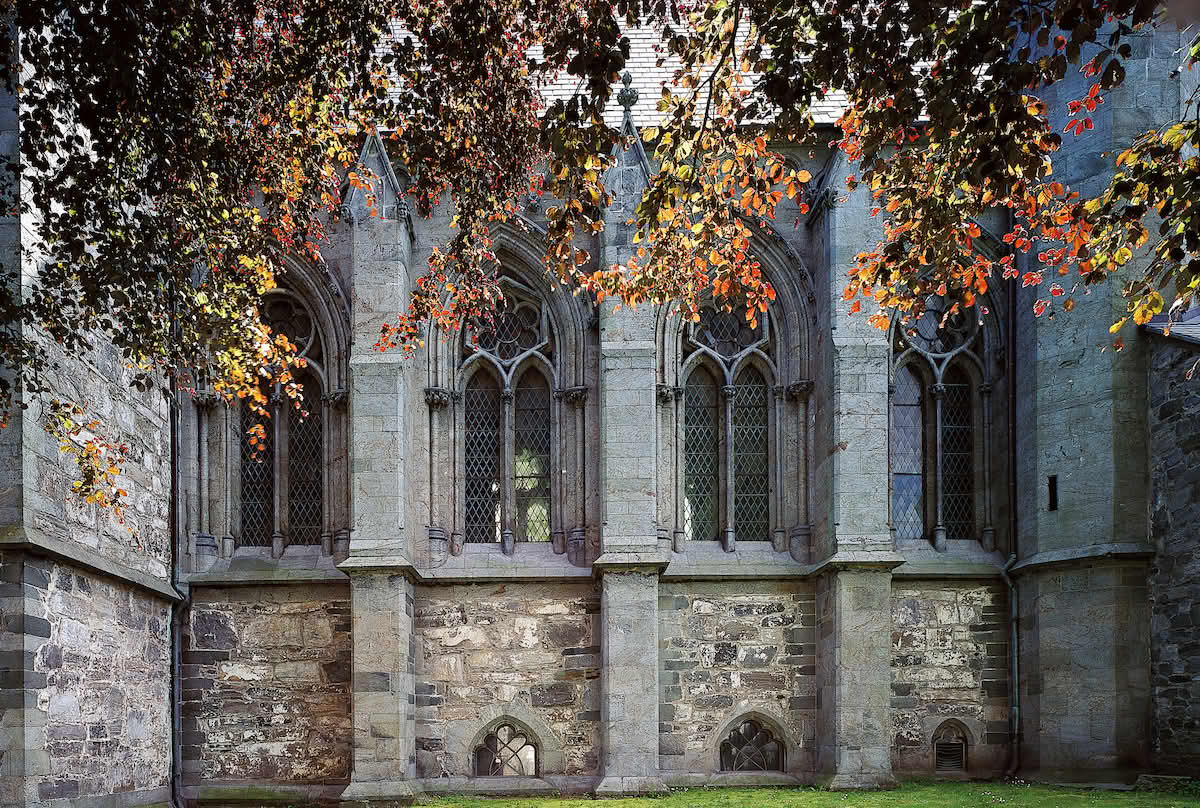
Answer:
[239, 404, 274, 547]
[891, 365, 925, 540]
[941, 367, 975, 540]
[514, 369, 551, 542]
[287, 377, 324, 545]
[464, 372, 502, 543]
[684, 367, 720, 541]
[733, 367, 770, 541]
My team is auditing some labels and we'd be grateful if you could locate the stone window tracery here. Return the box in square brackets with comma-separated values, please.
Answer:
[890, 298, 994, 550]
[680, 305, 779, 550]
[457, 287, 559, 554]
[719, 718, 784, 771]
[473, 723, 538, 777]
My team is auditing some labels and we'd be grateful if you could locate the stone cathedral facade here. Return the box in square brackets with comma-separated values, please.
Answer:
[2, 25, 1200, 808]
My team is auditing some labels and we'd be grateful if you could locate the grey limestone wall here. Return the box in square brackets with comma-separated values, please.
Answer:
[0, 553, 171, 805]
[1147, 338, 1200, 775]
[657, 581, 817, 775]
[413, 581, 601, 777]
[1018, 560, 1150, 778]
[181, 584, 352, 783]
[19, 347, 172, 581]
[890, 580, 1009, 776]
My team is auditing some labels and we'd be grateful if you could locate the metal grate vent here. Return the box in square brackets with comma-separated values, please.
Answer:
[935, 741, 966, 771]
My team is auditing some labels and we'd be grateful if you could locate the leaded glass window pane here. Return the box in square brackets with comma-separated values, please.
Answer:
[288, 375, 323, 545]
[733, 367, 770, 542]
[513, 368, 551, 542]
[891, 365, 925, 541]
[942, 366, 975, 540]
[684, 367, 720, 541]
[239, 404, 274, 547]
[464, 371, 502, 543]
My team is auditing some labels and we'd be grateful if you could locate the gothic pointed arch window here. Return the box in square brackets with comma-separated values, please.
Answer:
[719, 718, 785, 772]
[236, 291, 330, 551]
[473, 723, 539, 777]
[679, 304, 779, 549]
[456, 282, 558, 554]
[890, 298, 995, 550]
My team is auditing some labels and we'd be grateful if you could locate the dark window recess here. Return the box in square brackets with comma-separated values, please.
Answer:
[473, 724, 537, 776]
[1048, 475, 1058, 511]
[935, 741, 966, 771]
[932, 721, 968, 772]
[719, 719, 784, 771]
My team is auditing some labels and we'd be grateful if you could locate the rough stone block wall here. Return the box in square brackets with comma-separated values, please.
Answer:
[1148, 339, 1200, 775]
[657, 581, 816, 774]
[413, 581, 601, 777]
[890, 580, 1009, 776]
[0, 554, 170, 803]
[182, 584, 352, 782]
[22, 346, 172, 580]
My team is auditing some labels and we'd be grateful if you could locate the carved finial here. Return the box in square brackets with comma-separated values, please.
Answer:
[618, 71, 638, 112]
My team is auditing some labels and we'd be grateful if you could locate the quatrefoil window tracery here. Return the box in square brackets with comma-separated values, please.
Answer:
[719, 719, 784, 771]
[688, 304, 770, 362]
[465, 296, 551, 364]
[263, 292, 321, 361]
[473, 723, 538, 777]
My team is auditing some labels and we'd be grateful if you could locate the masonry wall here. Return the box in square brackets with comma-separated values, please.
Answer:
[1019, 561, 1151, 778]
[182, 584, 352, 783]
[1148, 338, 1200, 775]
[0, 554, 171, 805]
[890, 580, 1009, 776]
[413, 581, 601, 778]
[657, 581, 817, 776]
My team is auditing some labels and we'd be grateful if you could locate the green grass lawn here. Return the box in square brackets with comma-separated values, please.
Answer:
[429, 783, 1200, 808]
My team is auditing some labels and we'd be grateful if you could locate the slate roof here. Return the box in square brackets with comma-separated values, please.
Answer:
[386, 22, 848, 129]
[1144, 306, 1200, 347]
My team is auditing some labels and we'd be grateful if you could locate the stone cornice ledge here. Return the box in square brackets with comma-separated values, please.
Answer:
[592, 550, 671, 573]
[807, 551, 906, 576]
[337, 552, 420, 579]
[184, 568, 349, 586]
[0, 524, 182, 602]
[891, 559, 1004, 579]
[1009, 542, 1154, 575]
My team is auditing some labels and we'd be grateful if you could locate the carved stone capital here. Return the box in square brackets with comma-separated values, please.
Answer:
[501, 390, 515, 403]
[721, 385, 737, 399]
[323, 389, 349, 409]
[655, 384, 676, 405]
[424, 386, 452, 409]
[772, 385, 786, 400]
[979, 382, 993, 397]
[930, 383, 947, 398]
[786, 380, 814, 401]
[564, 386, 589, 408]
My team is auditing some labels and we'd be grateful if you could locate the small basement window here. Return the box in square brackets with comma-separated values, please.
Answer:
[473, 723, 538, 777]
[933, 722, 968, 772]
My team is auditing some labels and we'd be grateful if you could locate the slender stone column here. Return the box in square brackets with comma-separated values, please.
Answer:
[815, 568, 898, 789]
[341, 570, 417, 805]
